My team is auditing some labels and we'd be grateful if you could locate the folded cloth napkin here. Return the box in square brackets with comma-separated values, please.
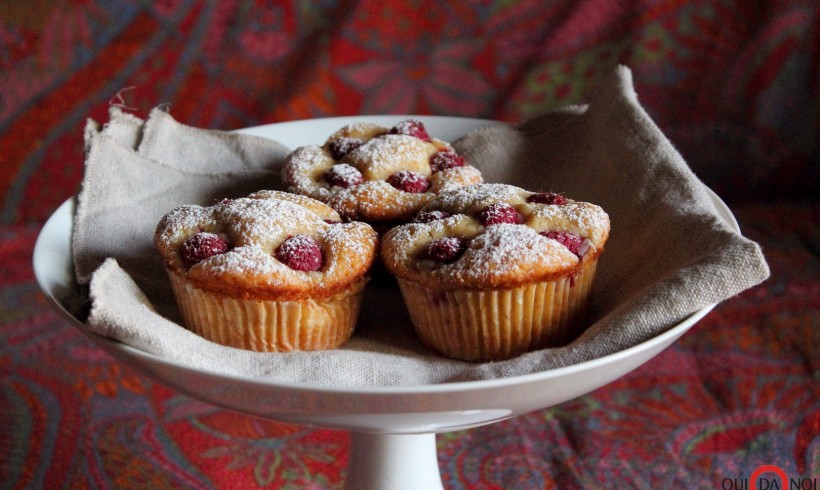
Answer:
[75, 66, 769, 386]
[74, 106, 289, 319]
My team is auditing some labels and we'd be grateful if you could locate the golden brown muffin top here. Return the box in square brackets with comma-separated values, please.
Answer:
[281, 120, 483, 225]
[380, 184, 610, 290]
[155, 190, 379, 301]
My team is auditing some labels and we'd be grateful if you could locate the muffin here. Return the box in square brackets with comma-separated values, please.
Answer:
[381, 184, 610, 361]
[281, 119, 483, 232]
[154, 190, 379, 352]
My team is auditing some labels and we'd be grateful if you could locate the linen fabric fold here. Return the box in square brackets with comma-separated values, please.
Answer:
[73, 107, 288, 319]
[76, 67, 770, 386]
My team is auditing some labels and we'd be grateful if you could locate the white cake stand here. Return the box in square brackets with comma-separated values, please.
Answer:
[33, 116, 738, 490]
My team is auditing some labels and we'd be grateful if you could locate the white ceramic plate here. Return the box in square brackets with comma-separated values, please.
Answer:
[33, 116, 737, 435]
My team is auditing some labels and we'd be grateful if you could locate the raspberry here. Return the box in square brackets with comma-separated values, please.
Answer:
[181, 232, 230, 267]
[275, 235, 323, 271]
[479, 203, 522, 226]
[324, 164, 364, 188]
[388, 119, 431, 141]
[527, 192, 566, 205]
[323, 219, 342, 224]
[540, 230, 586, 257]
[387, 171, 430, 193]
[429, 151, 465, 173]
[412, 210, 452, 223]
[328, 137, 365, 160]
[419, 237, 466, 263]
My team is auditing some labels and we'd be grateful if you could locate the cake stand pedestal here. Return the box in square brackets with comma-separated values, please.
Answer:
[345, 433, 443, 490]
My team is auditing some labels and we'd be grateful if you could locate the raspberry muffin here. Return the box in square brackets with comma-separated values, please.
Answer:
[281, 119, 483, 231]
[381, 184, 610, 361]
[154, 190, 379, 352]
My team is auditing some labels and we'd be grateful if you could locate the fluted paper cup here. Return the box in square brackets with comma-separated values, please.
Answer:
[167, 270, 366, 352]
[396, 258, 598, 361]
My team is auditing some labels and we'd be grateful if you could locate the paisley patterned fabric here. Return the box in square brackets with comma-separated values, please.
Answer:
[1, 1, 817, 488]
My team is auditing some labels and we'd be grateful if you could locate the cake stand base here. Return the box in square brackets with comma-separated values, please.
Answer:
[344, 432, 443, 490]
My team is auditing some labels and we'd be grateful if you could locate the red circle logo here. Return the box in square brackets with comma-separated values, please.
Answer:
[750, 465, 788, 490]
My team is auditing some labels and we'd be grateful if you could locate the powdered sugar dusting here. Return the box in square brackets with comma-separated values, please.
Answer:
[324, 163, 363, 188]
[281, 145, 334, 200]
[180, 231, 230, 267]
[346, 134, 430, 179]
[327, 137, 365, 159]
[430, 165, 484, 193]
[419, 236, 466, 263]
[275, 235, 323, 271]
[326, 181, 434, 223]
[319, 221, 376, 276]
[528, 201, 610, 246]
[217, 198, 322, 247]
[388, 119, 431, 141]
[155, 192, 378, 299]
[431, 183, 526, 214]
[413, 210, 451, 223]
[204, 245, 280, 279]
[330, 122, 387, 140]
[458, 224, 576, 275]
[281, 122, 483, 223]
[381, 183, 609, 288]
[387, 170, 430, 193]
[479, 202, 522, 226]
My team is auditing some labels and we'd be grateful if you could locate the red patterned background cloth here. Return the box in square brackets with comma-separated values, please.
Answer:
[1, 1, 817, 488]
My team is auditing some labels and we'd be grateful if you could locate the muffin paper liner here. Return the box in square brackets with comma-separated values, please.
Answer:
[396, 258, 598, 361]
[168, 271, 366, 352]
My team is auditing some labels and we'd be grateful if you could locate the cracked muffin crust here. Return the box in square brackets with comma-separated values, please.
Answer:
[281, 119, 483, 228]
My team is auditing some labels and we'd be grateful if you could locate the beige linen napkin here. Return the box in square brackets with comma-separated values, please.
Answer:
[76, 66, 769, 386]
[74, 106, 289, 319]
